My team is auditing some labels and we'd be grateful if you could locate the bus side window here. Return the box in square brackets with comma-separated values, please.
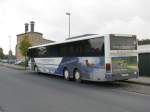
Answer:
[89, 37, 104, 56]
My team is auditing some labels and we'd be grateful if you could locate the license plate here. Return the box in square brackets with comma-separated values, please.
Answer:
[121, 74, 128, 76]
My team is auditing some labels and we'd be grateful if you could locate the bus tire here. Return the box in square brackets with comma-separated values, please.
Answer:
[74, 69, 82, 82]
[63, 69, 70, 80]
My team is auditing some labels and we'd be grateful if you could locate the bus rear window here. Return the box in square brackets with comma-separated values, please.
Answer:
[110, 36, 137, 50]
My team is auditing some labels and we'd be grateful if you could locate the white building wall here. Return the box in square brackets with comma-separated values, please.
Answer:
[138, 45, 150, 54]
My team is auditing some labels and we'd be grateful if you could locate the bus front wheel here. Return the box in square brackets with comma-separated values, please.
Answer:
[34, 66, 38, 73]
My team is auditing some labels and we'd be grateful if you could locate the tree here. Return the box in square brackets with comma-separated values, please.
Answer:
[0, 48, 4, 59]
[19, 36, 31, 68]
[138, 39, 150, 45]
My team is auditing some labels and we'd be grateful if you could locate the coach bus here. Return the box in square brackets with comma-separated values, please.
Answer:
[28, 34, 138, 82]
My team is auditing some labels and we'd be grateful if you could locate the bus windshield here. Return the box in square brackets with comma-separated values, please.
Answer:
[110, 36, 137, 50]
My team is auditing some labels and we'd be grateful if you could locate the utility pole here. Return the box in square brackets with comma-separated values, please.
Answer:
[8, 36, 12, 64]
[66, 12, 71, 38]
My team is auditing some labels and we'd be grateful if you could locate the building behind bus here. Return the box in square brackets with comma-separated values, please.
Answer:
[16, 21, 54, 61]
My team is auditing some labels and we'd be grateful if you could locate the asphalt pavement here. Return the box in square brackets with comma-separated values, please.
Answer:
[1, 63, 150, 86]
[0, 65, 150, 112]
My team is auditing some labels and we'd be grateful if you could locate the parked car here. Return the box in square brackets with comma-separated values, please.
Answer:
[8, 59, 15, 64]
[14, 60, 25, 65]
[1, 59, 8, 63]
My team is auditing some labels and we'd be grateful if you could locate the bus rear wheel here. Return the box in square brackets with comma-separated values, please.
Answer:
[64, 69, 70, 80]
[74, 69, 82, 82]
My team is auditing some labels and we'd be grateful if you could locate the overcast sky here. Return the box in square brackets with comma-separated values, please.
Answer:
[0, 0, 150, 54]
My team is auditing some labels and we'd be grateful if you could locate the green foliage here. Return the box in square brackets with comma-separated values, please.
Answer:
[138, 39, 150, 45]
[19, 36, 31, 69]
[0, 48, 4, 59]
[19, 36, 31, 57]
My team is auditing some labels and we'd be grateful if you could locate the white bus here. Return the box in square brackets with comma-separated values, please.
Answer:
[28, 34, 138, 82]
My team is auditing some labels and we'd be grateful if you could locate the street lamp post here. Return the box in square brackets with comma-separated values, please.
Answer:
[9, 36, 11, 51]
[66, 12, 71, 38]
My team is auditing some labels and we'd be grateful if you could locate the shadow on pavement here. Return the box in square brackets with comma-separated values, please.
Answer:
[28, 71, 128, 89]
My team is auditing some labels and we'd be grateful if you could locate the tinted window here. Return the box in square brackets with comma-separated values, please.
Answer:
[89, 37, 104, 56]
[47, 46, 58, 57]
[66, 37, 104, 57]
[59, 44, 68, 57]
[29, 37, 104, 57]
[110, 36, 137, 50]
[37, 46, 47, 57]
[29, 48, 38, 57]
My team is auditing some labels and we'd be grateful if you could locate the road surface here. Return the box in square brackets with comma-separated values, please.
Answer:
[0, 65, 150, 112]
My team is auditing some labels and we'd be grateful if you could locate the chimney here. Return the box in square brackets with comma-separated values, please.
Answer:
[30, 21, 35, 32]
[25, 23, 29, 33]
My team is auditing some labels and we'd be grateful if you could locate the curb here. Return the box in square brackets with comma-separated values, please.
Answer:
[0, 63, 25, 70]
[123, 80, 150, 86]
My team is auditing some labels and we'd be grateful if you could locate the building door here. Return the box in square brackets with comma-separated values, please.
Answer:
[139, 53, 150, 77]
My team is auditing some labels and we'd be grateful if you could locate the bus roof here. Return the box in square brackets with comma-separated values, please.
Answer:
[29, 34, 136, 49]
